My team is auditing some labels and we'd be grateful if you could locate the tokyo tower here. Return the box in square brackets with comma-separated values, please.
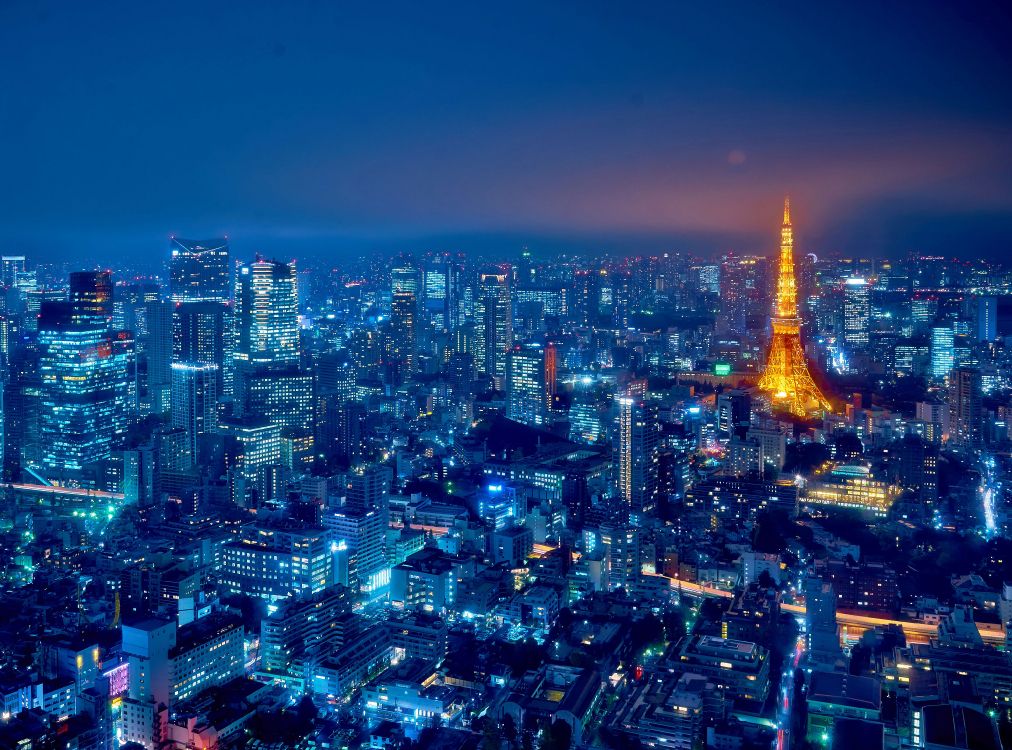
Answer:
[757, 197, 833, 416]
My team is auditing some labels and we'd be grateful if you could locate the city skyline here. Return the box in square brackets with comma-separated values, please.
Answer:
[3, 6, 1012, 750]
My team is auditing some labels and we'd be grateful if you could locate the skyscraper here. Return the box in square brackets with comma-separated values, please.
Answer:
[233, 258, 300, 371]
[169, 238, 230, 304]
[842, 277, 870, 350]
[169, 238, 232, 402]
[390, 262, 421, 296]
[170, 362, 219, 457]
[172, 301, 227, 366]
[68, 270, 114, 326]
[618, 396, 659, 514]
[423, 254, 455, 331]
[242, 367, 314, 432]
[474, 271, 512, 383]
[144, 299, 174, 413]
[757, 198, 832, 416]
[948, 367, 982, 449]
[931, 326, 955, 379]
[324, 507, 390, 600]
[387, 290, 417, 382]
[506, 344, 549, 427]
[978, 297, 998, 342]
[38, 301, 130, 481]
[1, 255, 26, 288]
[172, 300, 228, 399]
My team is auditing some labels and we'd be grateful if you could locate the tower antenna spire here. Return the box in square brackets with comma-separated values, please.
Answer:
[758, 198, 832, 416]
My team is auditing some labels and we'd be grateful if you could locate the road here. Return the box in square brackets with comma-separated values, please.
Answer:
[981, 453, 1000, 537]
[775, 635, 805, 750]
[645, 572, 1005, 645]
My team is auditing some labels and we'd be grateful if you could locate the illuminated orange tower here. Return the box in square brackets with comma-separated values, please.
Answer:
[757, 197, 832, 416]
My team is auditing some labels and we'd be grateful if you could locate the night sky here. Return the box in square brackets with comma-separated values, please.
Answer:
[2, 1, 1012, 262]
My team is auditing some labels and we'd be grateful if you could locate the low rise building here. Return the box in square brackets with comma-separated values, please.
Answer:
[662, 635, 770, 704]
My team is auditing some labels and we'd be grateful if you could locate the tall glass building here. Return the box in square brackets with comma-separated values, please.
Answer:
[170, 362, 219, 457]
[506, 344, 548, 427]
[38, 301, 130, 481]
[474, 271, 513, 382]
[169, 238, 230, 304]
[233, 258, 300, 370]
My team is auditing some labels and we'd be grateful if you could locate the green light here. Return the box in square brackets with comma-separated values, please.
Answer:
[714, 362, 732, 376]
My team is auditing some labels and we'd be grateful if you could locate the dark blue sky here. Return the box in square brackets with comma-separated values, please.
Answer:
[2, 1, 1011, 262]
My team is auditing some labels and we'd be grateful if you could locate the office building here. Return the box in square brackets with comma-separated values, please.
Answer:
[233, 258, 300, 371]
[388, 611, 449, 665]
[948, 367, 982, 449]
[805, 578, 842, 668]
[842, 277, 870, 349]
[931, 325, 955, 379]
[665, 635, 770, 703]
[506, 344, 550, 427]
[68, 271, 113, 326]
[119, 613, 243, 749]
[259, 585, 352, 679]
[38, 301, 130, 481]
[324, 507, 390, 599]
[170, 363, 218, 457]
[221, 524, 334, 601]
[618, 397, 659, 514]
[169, 238, 230, 304]
[217, 417, 282, 507]
[474, 271, 512, 382]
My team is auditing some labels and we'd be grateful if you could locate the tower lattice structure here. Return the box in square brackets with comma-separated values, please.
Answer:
[757, 198, 832, 416]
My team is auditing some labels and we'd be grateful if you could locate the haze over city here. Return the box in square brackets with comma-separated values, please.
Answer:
[3, 1, 1012, 261]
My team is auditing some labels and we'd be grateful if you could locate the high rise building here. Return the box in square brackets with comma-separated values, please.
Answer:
[233, 258, 300, 371]
[931, 326, 955, 379]
[324, 507, 390, 599]
[172, 301, 227, 368]
[217, 417, 282, 507]
[1, 255, 26, 288]
[805, 578, 841, 668]
[600, 521, 641, 593]
[474, 271, 512, 382]
[170, 363, 218, 457]
[119, 613, 244, 749]
[169, 238, 230, 304]
[506, 345, 549, 427]
[391, 262, 421, 296]
[618, 397, 659, 514]
[2, 345, 41, 481]
[423, 255, 455, 330]
[68, 270, 114, 326]
[345, 463, 392, 512]
[38, 300, 130, 481]
[144, 300, 173, 413]
[221, 524, 334, 601]
[478, 482, 524, 530]
[716, 389, 751, 438]
[757, 198, 832, 416]
[948, 367, 982, 449]
[718, 254, 768, 336]
[842, 277, 870, 349]
[259, 585, 352, 680]
[241, 368, 314, 433]
[387, 290, 417, 380]
[978, 297, 998, 342]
